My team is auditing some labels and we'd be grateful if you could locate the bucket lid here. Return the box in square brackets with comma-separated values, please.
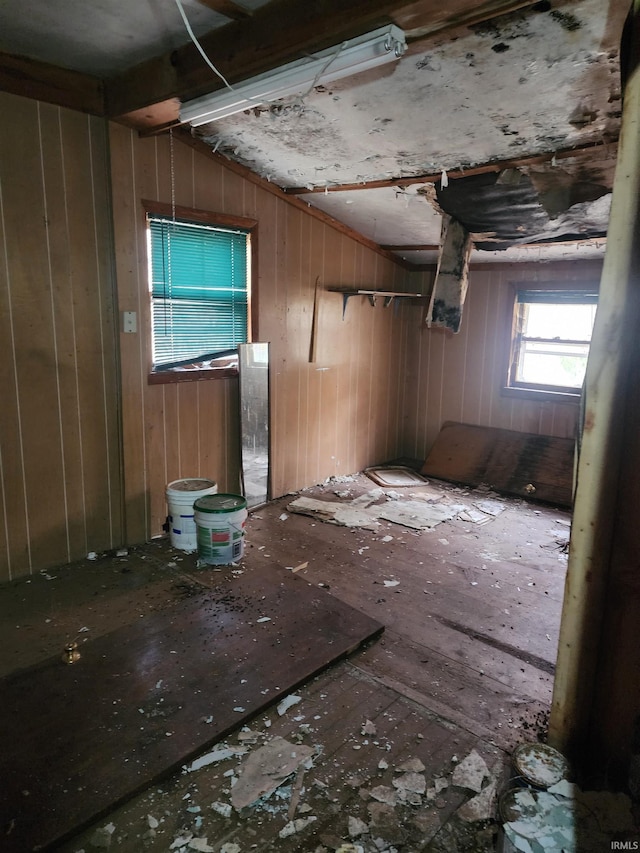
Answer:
[167, 478, 216, 492]
[194, 493, 247, 513]
[512, 742, 570, 788]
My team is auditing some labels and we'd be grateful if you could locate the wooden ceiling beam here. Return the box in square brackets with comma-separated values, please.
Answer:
[283, 140, 618, 195]
[0, 52, 104, 115]
[105, 0, 546, 120]
[195, 0, 253, 20]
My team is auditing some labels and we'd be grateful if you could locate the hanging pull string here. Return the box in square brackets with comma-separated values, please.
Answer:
[174, 0, 233, 91]
[169, 127, 176, 222]
[173, 0, 346, 115]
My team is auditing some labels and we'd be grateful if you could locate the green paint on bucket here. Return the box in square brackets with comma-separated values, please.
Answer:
[194, 493, 248, 565]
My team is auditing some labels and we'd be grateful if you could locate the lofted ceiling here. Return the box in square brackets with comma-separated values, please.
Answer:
[0, 0, 629, 267]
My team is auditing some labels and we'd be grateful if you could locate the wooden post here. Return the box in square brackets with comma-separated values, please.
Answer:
[548, 0, 640, 769]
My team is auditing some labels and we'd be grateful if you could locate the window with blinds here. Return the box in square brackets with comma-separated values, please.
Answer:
[148, 214, 250, 370]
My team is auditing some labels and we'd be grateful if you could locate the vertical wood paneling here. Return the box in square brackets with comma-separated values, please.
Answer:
[111, 128, 415, 540]
[402, 260, 603, 462]
[0, 93, 122, 581]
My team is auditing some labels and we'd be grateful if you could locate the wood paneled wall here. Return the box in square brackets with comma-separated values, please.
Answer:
[109, 126, 422, 544]
[0, 93, 122, 582]
[401, 260, 603, 461]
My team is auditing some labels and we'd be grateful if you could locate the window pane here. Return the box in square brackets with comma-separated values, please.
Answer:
[519, 341, 590, 388]
[524, 302, 596, 340]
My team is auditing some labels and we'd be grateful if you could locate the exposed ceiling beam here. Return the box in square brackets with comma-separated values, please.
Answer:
[282, 140, 618, 195]
[0, 52, 104, 115]
[105, 0, 546, 120]
[195, 0, 253, 20]
[381, 244, 440, 250]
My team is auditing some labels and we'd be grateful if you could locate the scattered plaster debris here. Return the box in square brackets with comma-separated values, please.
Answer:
[237, 729, 259, 744]
[90, 822, 116, 848]
[288, 497, 380, 530]
[503, 783, 636, 853]
[348, 816, 369, 837]
[147, 815, 159, 829]
[370, 785, 398, 805]
[361, 719, 377, 736]
[277, 694, 302, 716]
[291, 561, 308, 573]
[279, 513, 289, 521]
[231, 737, 314, 809]
[376, 500, 463, 531]
[211, 801, 232, 818]
[451, 750, 490, 793]
[381, 535, 394, 543]
[378, 759, 389, 771]
[336, 845, 365, 853]
[473, 499, 505, 517]
[256, 616, 271, 623]
[457, 779, 498, 822]
[169, 834, 193, 850]
[396, 758, 425, 773]
[434, 777, 448, 793]
[288, 491, 467, 532]
[393, 772, 426, 801]
[278, 816, 317, 838]
[457, 508, 492, 525]
[188, 840, 214, 852]
[220, 844, 241, 853]
[184, 746, 247, 772]
[383, 580, 400, 587]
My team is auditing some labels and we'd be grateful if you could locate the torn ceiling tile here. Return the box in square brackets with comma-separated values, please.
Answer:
[434, 171, 610, 250]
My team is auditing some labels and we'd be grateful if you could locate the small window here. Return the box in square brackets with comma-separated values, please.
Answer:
[145, 203, 254, 380]
[506, 289, 598, 398]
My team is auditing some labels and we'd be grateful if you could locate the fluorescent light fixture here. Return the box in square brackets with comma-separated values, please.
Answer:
[180, 24, 406, 126]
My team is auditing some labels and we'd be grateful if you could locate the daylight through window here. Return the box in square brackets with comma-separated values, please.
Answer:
[507, 289, 598, 396]
[148, 214, 250, 371]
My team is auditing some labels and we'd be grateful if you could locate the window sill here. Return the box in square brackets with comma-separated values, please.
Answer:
[148, 358, 239, 385]
[501, 385, 581, 404]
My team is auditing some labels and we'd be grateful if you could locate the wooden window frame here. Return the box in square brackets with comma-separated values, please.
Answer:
[502, 281, 599, 403]
[142, 199, 259, 385]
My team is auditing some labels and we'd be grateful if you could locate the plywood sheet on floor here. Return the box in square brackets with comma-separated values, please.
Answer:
[0, 564, 382, 852]
[421, 421, 575, 506]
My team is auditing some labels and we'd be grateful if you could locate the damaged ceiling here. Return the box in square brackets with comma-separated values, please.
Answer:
[0, 0, 628, 266]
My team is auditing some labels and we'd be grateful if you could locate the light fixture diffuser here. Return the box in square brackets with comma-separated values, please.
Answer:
[180, 25, 406, 126]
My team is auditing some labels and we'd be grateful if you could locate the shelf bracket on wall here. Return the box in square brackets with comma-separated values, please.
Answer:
[328, 288, 424, 319]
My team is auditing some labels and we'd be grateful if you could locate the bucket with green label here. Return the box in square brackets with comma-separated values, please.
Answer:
[194, 493, 248, 565]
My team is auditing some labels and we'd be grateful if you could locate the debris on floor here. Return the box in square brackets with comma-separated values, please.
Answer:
[501, 781, 638, 852]
[451, 749, 491, 793]
[230, 736, 315, 810]
[288, 490, 474, 532]
[364, 466, 430, 488]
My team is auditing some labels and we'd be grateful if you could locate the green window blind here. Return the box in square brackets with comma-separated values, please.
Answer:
[149, 215, 249, 367]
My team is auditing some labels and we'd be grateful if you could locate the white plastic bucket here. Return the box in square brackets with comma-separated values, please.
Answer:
[194, 493, 248, 565]
[166, 478, 217, 551]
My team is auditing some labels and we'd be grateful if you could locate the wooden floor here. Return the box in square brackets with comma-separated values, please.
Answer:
[0, 474, 570, 851]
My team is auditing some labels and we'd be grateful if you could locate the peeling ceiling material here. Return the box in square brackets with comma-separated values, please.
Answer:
[0, 0, 627, 265]
[202, 0, 621, 188]
[435, 170, 610, 250]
